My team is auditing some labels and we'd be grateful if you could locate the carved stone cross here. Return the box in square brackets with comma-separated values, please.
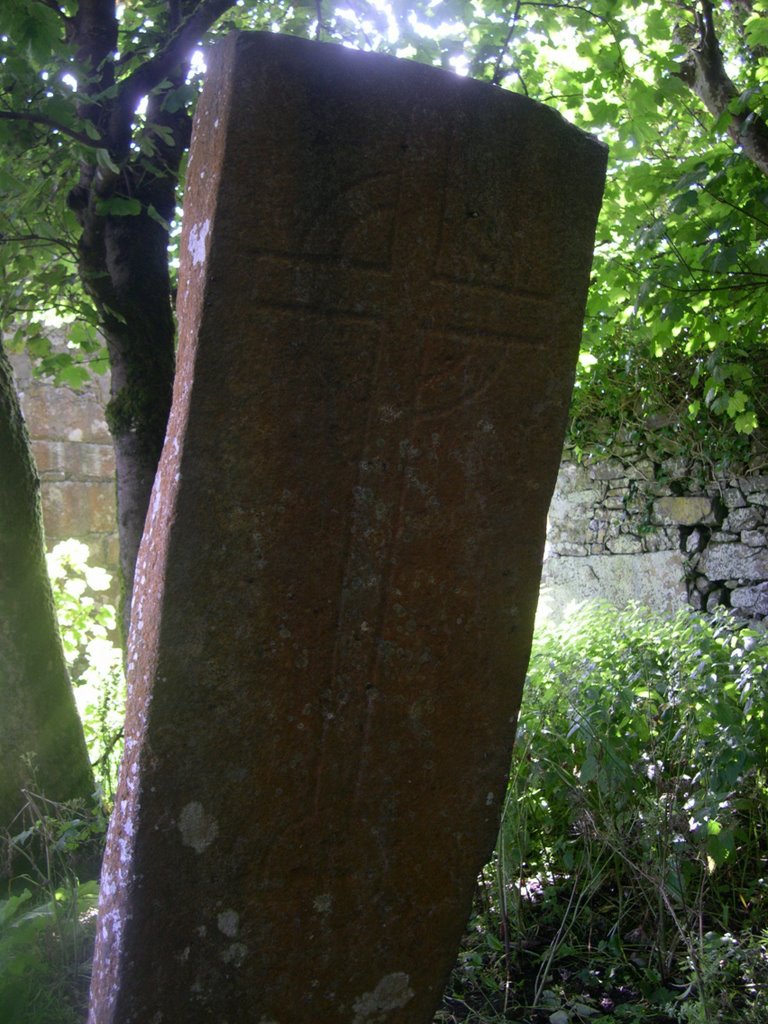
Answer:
[89, 32, 606, 1024]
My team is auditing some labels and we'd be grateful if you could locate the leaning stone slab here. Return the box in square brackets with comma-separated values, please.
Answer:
[89, 32, 606, 1024]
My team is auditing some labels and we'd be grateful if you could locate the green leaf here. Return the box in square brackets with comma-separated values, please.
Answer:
[84, 119, 102, 141]
[96, 196, 142, 216]
[95, 148, 120, 175]
[147, 204, 171, 231]
[735, 410, 758, 433]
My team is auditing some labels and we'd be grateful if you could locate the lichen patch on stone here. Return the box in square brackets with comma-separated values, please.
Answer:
[178, 802, 218, 853]
[312, 893, 332, 914]
[188, 219, 210, 267]
[352, 972, 414, 1022]
[217, 909, 239, 937]
[220, 942, 248, 967]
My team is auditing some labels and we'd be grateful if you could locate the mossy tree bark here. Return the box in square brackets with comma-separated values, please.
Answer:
[0, 339, 93, 833]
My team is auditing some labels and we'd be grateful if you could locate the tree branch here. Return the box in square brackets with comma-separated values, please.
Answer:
[677, 0, 768, 178]
[493, 0, 524, 87]
[115, 0, 235, 119]
[0, 110, 100, 148]
[35, 0, 71, 23]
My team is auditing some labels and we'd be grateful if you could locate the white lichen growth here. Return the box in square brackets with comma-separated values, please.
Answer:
[217, 909, 239, 937]
[352, 972, 414, 1022]
[312, 893, 333, 914]
[178, 802, 218, 853]
[220, 942, 248, 967]
[188, 219, 210, 267]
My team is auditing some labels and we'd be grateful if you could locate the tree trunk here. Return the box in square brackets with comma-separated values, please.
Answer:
[0, 338, 93, 833]
[78, 198, 177, 633]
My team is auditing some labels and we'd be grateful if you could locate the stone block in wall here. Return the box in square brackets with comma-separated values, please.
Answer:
[731, 583, 768, 616]
[606, 534, 644, 554]
[699, 542, 768, 582]
[723, 487, 747, 509]
[540, 550, 687, 618]
[706, 587, 729, 612]
[42, 480, 116, 540]
[589, 456, 626, 481]
[31, 439, 115, 481]
[555, 461, 594, 492]
[748, 491, 768, 507]
[723, 506, 763, 532]
[708, 531, 741, 544]
[623, 458, 655, 481]
[642, 531, 677, 553]
[660, 456, 690, 480]
[18, 382, 111, 444]
[652, 495, 722, 527]
[550, 488, 602, 516]
[556, 542, 590, 556]
[739, 474, 768, 495]
[743, 530, 766, 547]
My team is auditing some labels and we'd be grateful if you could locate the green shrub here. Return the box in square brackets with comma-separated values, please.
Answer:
[493, 602, 768, 1021]
[0, 878, 99, 1024]
[46, 541, 125, 802]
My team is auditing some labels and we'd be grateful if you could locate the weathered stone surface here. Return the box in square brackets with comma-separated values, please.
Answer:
[89, 32, 606, 1024]
[8, 347, 118, 579]
[652, 495, 721, 526]
[589, 457, 626, 481]
[723, 506, 763, 533]
[540, 550, 687, 618]
[731, 582, 768, 616]
[605, 534, 644, 555]
[700, 542, 768, 581]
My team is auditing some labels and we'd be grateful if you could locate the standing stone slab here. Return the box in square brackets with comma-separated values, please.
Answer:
[89, 32, 606, 1024]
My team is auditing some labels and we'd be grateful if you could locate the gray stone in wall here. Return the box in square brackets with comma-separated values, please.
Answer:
[731, 583, 768, 616]
[589, 457, 625, 481]
[723, 487, 747, 508]
[652, 495, 721, 527]
[642, 530, 678, 554]
[623, 458, 654, 481]
[740, 474, 768, 494]
[723, 506, 763, 532]
[660, 456, 691, 480]
[699, 543, 768, 582]
[605, 534, 644, 554]
[743, 530, 766, 547]
[540, 550, 687, 618]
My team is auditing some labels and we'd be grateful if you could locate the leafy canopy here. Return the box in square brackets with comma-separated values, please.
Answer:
[1, 0, 766, 447]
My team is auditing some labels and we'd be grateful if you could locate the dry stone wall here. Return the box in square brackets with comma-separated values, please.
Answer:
[9, 346, 765, 625]
[542, 448, 768, 622]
